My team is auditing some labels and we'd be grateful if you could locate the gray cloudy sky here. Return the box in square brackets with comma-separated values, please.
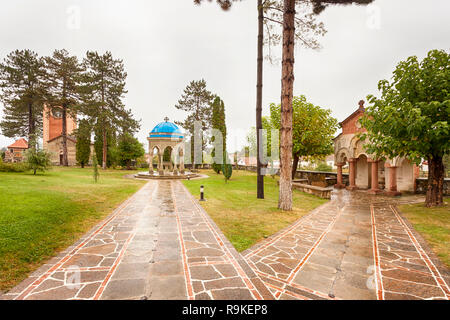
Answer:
[0, 0, 449, 152]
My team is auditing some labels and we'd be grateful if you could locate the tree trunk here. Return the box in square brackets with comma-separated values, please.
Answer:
[292, 154, 299, 180]
[102, 128, 107, 170]
[81, 162, 85, 168]
[256, 0, 264, 199]
[62, 105, 69, 166]
[278, 0, 296, 211]
[426, 155, 444, 207]
[27, 102, 35, 149]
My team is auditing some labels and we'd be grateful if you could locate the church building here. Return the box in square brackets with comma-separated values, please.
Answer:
[333, 100, 419, 195]
[42, 106, 77, 165]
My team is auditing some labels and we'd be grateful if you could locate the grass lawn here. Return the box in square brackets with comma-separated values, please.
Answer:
[399, 198, 450, 268]
[0, 167, 146, 292]
[182, 170, 328, 252]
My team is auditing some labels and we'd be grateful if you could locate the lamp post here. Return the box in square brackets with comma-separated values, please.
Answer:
[200, 185, 205, 201]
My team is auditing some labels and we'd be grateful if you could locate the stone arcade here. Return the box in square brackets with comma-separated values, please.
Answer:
[333, 101, 419, 195]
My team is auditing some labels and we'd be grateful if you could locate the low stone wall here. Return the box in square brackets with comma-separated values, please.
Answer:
[415, 178, 450, 195]
[233, 165, 348, 187]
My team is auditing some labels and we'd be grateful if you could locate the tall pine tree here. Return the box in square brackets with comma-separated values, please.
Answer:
[45, 49, 83, 166]
[175, 79, 214, 166]
[0, 50, 48, 148]
[80, 51, 139, 169]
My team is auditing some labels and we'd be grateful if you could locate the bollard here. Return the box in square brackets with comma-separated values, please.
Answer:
[200, 185, 205, 201]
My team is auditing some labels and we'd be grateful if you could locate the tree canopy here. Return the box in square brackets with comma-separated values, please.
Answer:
[361, 49, 450, 206]
[0, 49, 48, 147]
[270, 95, 338, 178]
[80, 51, 140, 169]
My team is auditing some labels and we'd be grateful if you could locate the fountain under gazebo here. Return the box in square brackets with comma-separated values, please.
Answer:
[135, 117, 199, 180]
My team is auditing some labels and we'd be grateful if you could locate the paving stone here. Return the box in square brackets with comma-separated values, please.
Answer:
[149, 261, 183, 276]
[189, 265, 222, 281]
[113, 263, 149, 280]
[147, 276, 187, 299]
[204, 277, 246, 290]
[100, 279, 146, 300]
[210, 288, 254, 300]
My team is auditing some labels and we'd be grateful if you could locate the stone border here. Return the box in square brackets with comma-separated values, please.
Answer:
[391, 205, 450, 291]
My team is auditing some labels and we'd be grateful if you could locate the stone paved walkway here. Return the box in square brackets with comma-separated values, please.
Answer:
[2, 182, 449, 300]
[243, 190, 450, 300]
[1, 180, 271, 300]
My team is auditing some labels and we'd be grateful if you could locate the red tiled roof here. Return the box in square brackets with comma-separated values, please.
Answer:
[7, 138, 28, 149]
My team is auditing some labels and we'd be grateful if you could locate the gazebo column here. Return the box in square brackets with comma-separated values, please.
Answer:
[385, 165, 401, 196]
[158, 152, 164, 176]
[368, 159, 382, 194]
[180, 149, 185, 174]
[334, 162, 346, 189]
[148, 154, 154, 175]
[346, 158, 357, 191]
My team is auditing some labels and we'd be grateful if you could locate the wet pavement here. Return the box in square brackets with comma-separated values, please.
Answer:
[2, 182, 449, 300]
[2, 180, 271, 300]
[243, 190, 450, 300]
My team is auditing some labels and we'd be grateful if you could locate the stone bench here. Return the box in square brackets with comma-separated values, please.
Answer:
[291, 182, 333, 199]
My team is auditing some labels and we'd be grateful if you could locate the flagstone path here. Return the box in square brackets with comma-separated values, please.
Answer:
[243, 190, 450, 300]
[1, 180, 449, 300]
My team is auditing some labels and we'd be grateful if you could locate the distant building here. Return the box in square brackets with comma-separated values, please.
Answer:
[43, 106, 77, 165]
[4, 138, 28, 163]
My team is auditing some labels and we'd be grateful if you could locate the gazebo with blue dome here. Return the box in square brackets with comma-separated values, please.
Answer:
[147, 117, 185, 175]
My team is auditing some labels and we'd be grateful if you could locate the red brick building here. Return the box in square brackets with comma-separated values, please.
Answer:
[4, 138, 28, 163]
[333, 100, 419, 195]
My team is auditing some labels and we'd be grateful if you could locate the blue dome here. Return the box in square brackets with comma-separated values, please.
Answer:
[149, 121, 183, 139]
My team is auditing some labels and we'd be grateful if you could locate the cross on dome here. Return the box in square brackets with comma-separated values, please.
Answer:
[164, 116, 169, 122]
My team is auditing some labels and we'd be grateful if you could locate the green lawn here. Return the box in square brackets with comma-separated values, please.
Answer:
[182, 170, 328, 252]
[399, 198, 450, 268]
[0, 167, 146, 292]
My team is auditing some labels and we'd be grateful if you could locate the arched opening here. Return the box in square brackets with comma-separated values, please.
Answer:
[163, 146, 173, 171]
[150, 146, 159, 172]
[356, 154, 370, 189]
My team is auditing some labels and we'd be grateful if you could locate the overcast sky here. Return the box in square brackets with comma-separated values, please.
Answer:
[0, 0, 449, 152]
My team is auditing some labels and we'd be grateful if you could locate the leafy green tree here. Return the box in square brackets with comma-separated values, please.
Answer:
[0, 50, 48, 148]
[315, 161, 332, 172]
[361, 49, 450, 207]
[80, 51, 140, 170]
[117, 133, 145, 170]
[45, 49, 83, 166]
[270, 95, 338, 179]
[211, 96, 227, 174]
[175, 79, 214, 166]
[25, 148, 51, 175]
[75, 119, 92, 168]
[92, 153, 100, 182]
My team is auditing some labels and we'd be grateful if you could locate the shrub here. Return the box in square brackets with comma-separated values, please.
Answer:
[221, 152, 232, 182]
[315, 162, 332, 172]
[0, 158, 28, 172]
[212, 162, 221, 174]
[25, 148, 52, 175]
